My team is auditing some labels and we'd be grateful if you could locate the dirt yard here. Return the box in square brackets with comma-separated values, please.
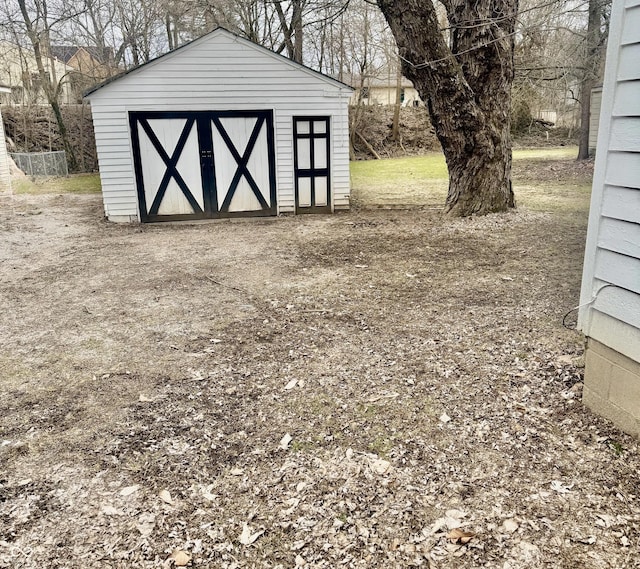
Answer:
[1, 178, 639, 567]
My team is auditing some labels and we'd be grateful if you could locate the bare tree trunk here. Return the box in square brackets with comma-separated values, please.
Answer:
[292, 0, 303, 64]
[578, 0, 606, 160]
[17, 0, 78, 172]
[378, 0, 517, 216]
[392, 58, 401, 142]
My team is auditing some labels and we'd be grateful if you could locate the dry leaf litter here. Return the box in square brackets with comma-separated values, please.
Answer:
[0, 186, 638, 568]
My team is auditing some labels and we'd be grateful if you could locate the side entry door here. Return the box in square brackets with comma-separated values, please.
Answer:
[293, 117, 331, 213]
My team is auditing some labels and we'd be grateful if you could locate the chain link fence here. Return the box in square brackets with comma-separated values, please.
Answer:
[10, 151, 68, 177]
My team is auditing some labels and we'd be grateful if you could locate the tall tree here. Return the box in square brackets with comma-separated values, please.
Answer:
[577, 0, 608, 160]
[377, 0, 518, 216]
[15, 0, 79, 170]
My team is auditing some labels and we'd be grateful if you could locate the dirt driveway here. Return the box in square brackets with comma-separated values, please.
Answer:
[1, 193, 638, 568]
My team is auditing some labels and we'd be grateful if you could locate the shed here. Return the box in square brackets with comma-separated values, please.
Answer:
[578, 0, 640, 437]
[85, 28, 353, 222]
[0, 83, 11, 192]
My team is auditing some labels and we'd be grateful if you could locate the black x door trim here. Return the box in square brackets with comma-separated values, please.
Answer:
[137, 117, 203, 216]
[212, 116, 270, 212]
[130, 110, 277, 222]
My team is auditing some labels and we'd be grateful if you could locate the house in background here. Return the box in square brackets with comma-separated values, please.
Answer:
[589, 86, 603, 154]
[85, 27, 353, 223]
[0, 41, 75, 105]
[578, 0, 640, 438]
[347, 69, 423, 107]
[50, 46, 118, 102]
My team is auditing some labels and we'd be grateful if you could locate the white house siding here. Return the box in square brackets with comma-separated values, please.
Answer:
[87, 30, 352, 221]
[578, 0, 640, 436]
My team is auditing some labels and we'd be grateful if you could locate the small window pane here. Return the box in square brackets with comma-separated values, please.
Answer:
[314, 139, 327, 169]
[297, 139, 310, 169]
[313, 120, 327, 134]
[297, 121, 310, 134]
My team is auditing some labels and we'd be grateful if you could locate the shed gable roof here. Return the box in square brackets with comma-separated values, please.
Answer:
[85, 27, 352, 97]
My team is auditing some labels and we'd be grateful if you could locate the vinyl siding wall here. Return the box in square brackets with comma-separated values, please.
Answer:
[87, 30, 352, 220]
[579, 0, 640, 364]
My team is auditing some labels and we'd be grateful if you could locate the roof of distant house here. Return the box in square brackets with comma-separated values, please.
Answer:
[341, 70, 415, 89]
[50, 45, 114, 65]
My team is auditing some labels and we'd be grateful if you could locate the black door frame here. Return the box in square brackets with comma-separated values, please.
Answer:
[130, 110, 277, 222]
[293, 116, 331, 214]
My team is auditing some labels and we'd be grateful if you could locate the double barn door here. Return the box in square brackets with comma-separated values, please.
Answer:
[130, 110, 277, 222]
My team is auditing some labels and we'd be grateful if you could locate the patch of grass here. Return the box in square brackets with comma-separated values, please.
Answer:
[515, 182, 592, 213]
[368, 434, 393, 456]
[350, 146, 590, 213]
[351, 153, 448, 208]
[13, 173, 102, 195]
[608, 440, 624, 456]
[512, 147, 577, 161]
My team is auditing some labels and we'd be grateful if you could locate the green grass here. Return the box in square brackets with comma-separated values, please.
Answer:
[13, 173, 102, 195]
[350, 146, 592, 213]
[350, 151, 449, 208]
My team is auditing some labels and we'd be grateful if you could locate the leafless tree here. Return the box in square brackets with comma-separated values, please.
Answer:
[377, 0, 518, 216]
[5, 0, 80, 169]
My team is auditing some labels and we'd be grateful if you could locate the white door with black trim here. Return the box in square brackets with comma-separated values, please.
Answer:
[130, 110, 277, 222]
[293, 117, 331, 213]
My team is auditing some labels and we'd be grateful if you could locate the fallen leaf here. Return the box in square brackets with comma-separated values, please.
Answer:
[279, 433, 293, 450]
[170, 549, 191, 566]
[550, 480, 573, 493]
[446, 528, 476, 544]
[595, 513, 616, 528]
[439, 413, 451, 423]
[370, 458, 391, 475]
[284, 379, 297, 390]
[136, 512, 156, 537]
[574, 535, 596, 545]
[445, 509, 467, 520]
[501, 518, 519, 533]
[230, 468, 244, 476]
[139, 394, 153, 402]
[239, 523, 264, 545]
[201, 485, 217, 501]
[159, 489, 173, 504]
[120, 484, 140, 496]
[100, 504, 122, 516]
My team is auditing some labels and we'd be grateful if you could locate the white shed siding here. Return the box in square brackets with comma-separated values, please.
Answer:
[578, 0, 640, 363]
[87, 29, 352, 220]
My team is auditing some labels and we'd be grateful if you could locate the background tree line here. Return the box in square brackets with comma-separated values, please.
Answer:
[1, 0, 610, 213]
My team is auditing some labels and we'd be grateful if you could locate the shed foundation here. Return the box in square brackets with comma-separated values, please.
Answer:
[583, 338, 640, 437]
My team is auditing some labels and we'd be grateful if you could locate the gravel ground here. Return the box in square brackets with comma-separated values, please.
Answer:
[0, 185, 638, 569]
